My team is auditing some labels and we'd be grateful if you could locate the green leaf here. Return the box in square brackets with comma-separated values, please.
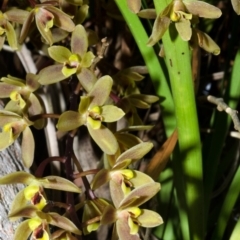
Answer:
[71, 24, 88, 57]
[13, 220, 32, 240]
[48, 46, 72, 63]
[65, 0, 83, 5]
[87, 123, 119, 155]
[39, 176, 81, 193]
[119, 182, 161, 209]
[49, 212, 82, 235]
[57, 111, 85, 131]
[127, 0, 141, 13]
[137, 209, 163, 227]
[101, 105, 125, 122]
[184, 0, 222, 19]
[21, 126, 35, 168]
[116, 142, 153, 163]
[38, 64, 67, 85]
[88, 75, 113, 108]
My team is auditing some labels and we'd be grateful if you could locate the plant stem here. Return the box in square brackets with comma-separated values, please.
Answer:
[29, 113, 60, 121]
[153, 1, 204, 239]
[114, 0, 175, 137]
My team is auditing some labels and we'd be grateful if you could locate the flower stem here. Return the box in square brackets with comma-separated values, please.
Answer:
[153, 0, 205, 239]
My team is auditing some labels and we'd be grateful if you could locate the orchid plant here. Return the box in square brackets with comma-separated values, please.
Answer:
[0, 0, 232, 240]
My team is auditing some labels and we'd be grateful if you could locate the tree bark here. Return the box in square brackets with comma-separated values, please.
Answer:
[0, 141, 28, 240]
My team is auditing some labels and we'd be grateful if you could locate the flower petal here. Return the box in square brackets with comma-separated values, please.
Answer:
[57, 111, 85, 131]
[88, 75, 113, 108]
[116, 219, 140, 240]
[119, 182, 161, 209]
[194, 29, 220, 55]
[71, 24, 88, 57]
[137, 9, 156, 19]
[48, 212, 82, 235]
[5, 21, 18, 50]
[21, 126, 35, 168]
[184, 0, 222, 19]
[14, 220, 32, 240]
[127, 0, 141, 13]
[48, 46, 72, 63]
[87, 123, 119, 155]
[46, 5, 75, 32]
[38, 64, 67, 85]
[116, 142, 153, 163]
[175, 18, 192, 41]
[147, 14, 170, 46]
[231, 0, 240, 14]
[137, 209, 163, 227]
[77, 68, 97, 92]
[101, 105, 125, 122]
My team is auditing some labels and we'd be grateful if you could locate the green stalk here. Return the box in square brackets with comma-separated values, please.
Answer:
[153, 1, 204, 239]
[114, 0, 175, 137]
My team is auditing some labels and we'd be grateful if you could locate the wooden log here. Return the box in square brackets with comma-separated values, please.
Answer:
[0, 141, 28, 240]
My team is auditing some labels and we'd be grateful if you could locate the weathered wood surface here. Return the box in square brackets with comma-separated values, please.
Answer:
[0, 141, 28, 240]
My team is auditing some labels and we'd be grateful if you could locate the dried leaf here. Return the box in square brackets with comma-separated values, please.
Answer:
[145, 129, 178, 180]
